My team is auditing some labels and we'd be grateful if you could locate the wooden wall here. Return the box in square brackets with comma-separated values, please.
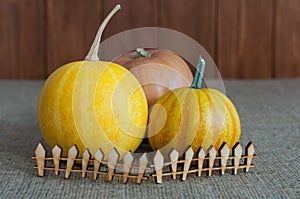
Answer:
[0, 0, 299, 79]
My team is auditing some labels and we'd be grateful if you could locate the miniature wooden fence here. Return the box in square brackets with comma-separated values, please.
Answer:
[33, 142, 256, 184]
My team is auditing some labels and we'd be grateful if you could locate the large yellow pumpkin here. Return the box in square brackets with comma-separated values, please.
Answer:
[38, 5, 148, 158]
[148, 57, 240, 156]
[38, 61, 148, 157]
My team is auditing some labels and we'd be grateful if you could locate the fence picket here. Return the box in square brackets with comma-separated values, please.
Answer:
[182, 147, 194, 180]
[94, 149, 104, 180]
[245, 142, 255, 172]
[35, 143, 46, 177]
[52, 145, 62, 176]
[107, 148, 119, 181]
[208, 146, 217, 176]
[123, 152, 134, 184]
[169, 149, 179, 179]
[197, 147, 205, 176]
[137, 153, 148, 184]
[82, 149, 90, 178]
[220, 143, 230, 175]
[154, 150, 164, 183]
[65, 145, 78, 178]
[233, 143, 243, 175]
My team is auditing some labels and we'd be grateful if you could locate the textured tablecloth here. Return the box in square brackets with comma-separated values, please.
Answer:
[0, 79, 299, 199]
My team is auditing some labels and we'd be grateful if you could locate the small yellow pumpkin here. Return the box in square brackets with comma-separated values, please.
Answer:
[38, 5, 148, 158]
[148, 57, 241, 156]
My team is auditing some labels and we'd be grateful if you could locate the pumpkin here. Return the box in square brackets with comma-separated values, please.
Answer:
[114, 48, 193, 107]
[38, 5, 148, 158]
[148, 57, 241, 156]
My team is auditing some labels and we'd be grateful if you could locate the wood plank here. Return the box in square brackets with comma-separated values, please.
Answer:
[217, 0, 274, 78]
[46, 0, 102, 75]
[216, 0, 239, 78]
[102, 0, 158, 41]
[275, 0, 300, 77]
[159, 0, 216, 75]
[0, 0, 44, 79]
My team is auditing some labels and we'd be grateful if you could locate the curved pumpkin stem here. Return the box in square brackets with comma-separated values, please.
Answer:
[85, 4, 121, 61]
[191, 56, 206, 89]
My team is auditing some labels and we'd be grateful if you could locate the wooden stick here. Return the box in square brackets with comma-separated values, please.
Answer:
[169, 149, 179, 179]
[65, 145, 78, 179]
[245, 142, 255, 172]
[153, 150, 164, 183]
[82, 149, 90, 178]
[107, 148, 119, 181]
[182, 147, 194, 180]
[197, 147, 205, 176]
[220, 143, 230, 175]
[233, 143, 243, 175]
[35, 143, 46, 177]
[94, 149, 104, 180]
[208, 146, 217, 176]
[123, 152, 134, 184]
[137, 153, 148, 184]
[52, 145, 62, 176]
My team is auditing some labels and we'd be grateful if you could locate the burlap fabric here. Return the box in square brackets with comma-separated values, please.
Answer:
[0, 80, 299, 198]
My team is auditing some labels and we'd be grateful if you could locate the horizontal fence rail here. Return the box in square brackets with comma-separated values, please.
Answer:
[33, 142, 256, 184]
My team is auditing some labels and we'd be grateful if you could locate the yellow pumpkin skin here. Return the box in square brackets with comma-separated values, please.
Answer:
[38, 61, 148, 158]
[148, 87, 240, 156]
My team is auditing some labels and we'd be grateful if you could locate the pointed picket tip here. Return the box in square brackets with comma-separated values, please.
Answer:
[108, 147, 120, 161]
[139, 153, 148, 164]
[208, 145, 217, 157]
[108, 147, 119, 171]
[233, 142, 243, 156]
[52, 145, 62, 156]
[169, 149, 179, 162]
[246, 142, 255, 155]
[123, 151, 134, 164]
[198, 147, 205, 158]
[220, 143, 230, 157]
[68, 145, 78, 158]
[83, 148, 91, 159]
[185, 146, 194, 160]
[94, 148, 104, 161]
[154, 150, 164, 164]
[35, 142, 46, 157]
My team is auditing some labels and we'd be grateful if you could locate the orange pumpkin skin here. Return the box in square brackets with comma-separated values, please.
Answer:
[114, 48, 193, 107]
[148, 88, 241, 155]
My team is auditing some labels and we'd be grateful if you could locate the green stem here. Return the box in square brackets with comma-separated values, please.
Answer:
[191, 56, 206, 89]
[132, 48, 152, 59]
[85, 4, 121, 61]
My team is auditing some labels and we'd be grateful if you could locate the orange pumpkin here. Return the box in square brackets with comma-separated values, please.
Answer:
[114, 48, 193, 107]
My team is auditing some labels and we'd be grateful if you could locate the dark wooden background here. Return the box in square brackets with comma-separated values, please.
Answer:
[0, 0, 299, 79]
